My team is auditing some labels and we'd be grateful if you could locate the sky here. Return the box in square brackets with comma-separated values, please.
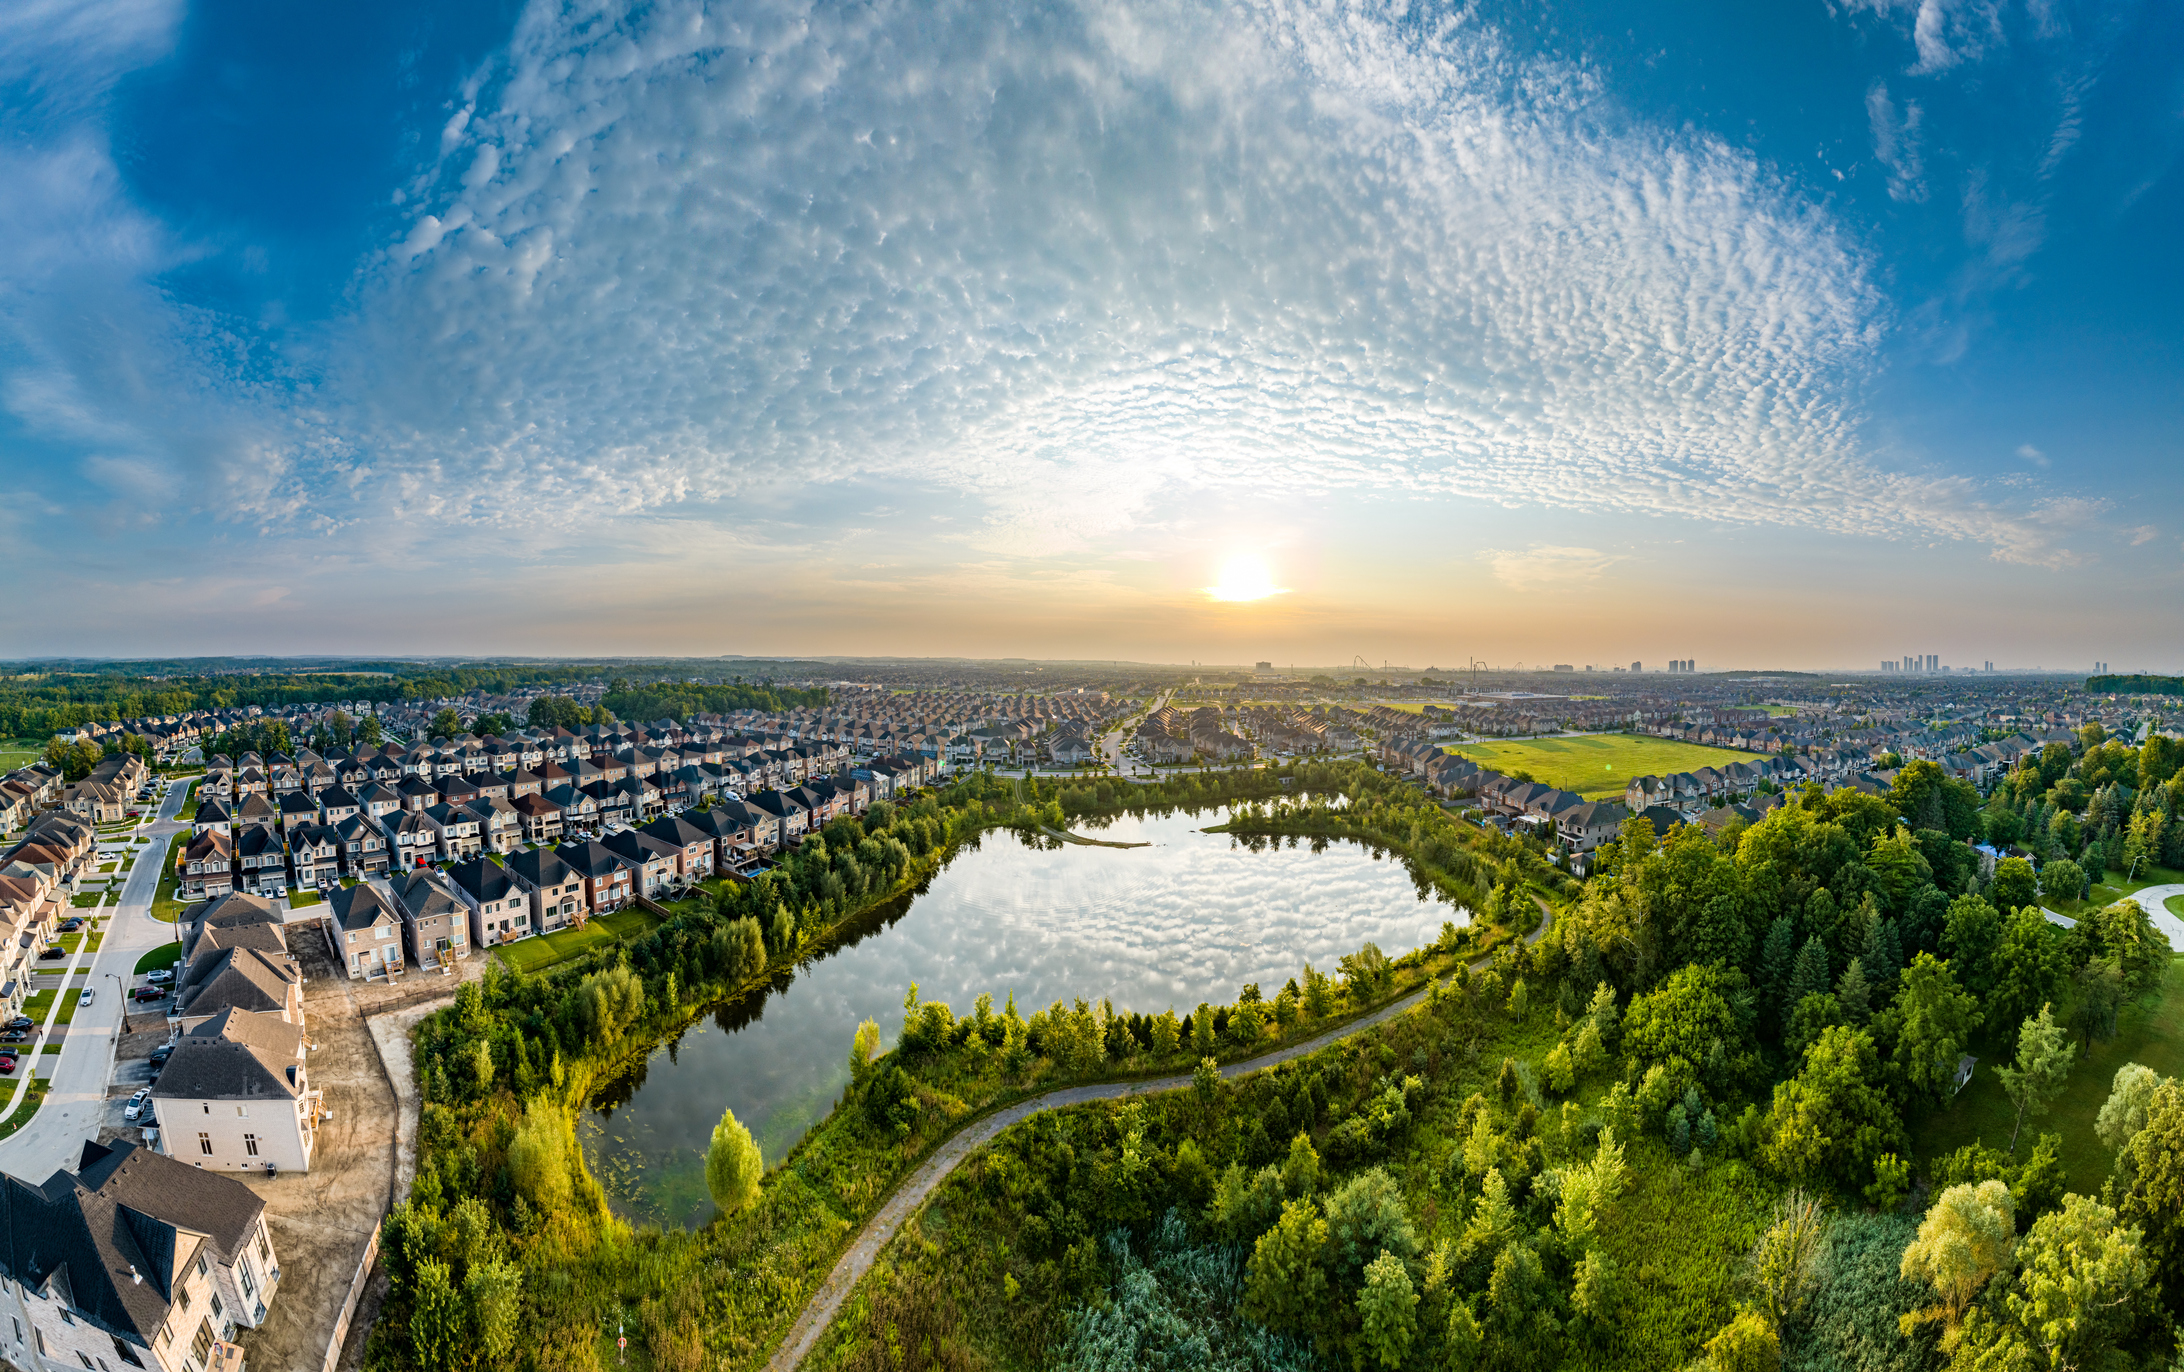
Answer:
[2, 0, 2180, 672]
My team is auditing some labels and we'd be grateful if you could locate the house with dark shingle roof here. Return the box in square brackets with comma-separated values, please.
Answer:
[149, 1008, 318, 1174]
[0, 1139, 283, 1371]
[325, 883, 403, 980]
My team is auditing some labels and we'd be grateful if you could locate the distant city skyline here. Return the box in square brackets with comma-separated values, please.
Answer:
[2, 0, 2179, 667]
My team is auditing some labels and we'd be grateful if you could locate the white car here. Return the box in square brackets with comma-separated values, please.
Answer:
[123, 1088, 151, 1122]
[78, 988, 94, 1007]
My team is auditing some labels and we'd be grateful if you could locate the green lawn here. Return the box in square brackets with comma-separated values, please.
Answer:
[135, 943, 184, 974]
[70, 891, 104, 908]
[494, 907, 662, 974]
[0, 1081, 48, 1141]
[1444, 734, 1760, 799]
[148, 835, 188, 923]
[287, 888, 324, 909]
[1912, 957, 2184, 1190]
[20, 989, 81, 1026]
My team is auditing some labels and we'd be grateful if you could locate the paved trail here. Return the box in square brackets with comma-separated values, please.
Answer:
[765, 897, 1554, 1371]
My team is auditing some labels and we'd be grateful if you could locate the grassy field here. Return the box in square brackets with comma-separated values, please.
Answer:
[1444, 734, 1758, 798]
[2048, 862, 2184, 920]
[493, 906, 662, 973]
[0, 739, 43, 771]
[135, 943, 184, 974]
[1912, 956, 2184, 1189]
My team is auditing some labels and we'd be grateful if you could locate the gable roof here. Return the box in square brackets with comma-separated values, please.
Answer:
[150, 1007, 306, 1102]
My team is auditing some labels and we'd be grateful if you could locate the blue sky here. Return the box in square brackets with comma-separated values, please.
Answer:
[2, 0, 2179, 670]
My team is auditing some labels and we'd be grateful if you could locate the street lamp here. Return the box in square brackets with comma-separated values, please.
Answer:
[108, 973, 129, 1034]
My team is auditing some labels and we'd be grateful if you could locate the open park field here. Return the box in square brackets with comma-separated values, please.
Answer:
[1444, 733, 1756, 798]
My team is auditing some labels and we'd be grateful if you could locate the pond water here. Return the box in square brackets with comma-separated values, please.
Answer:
[580, 805, 1464, 1228]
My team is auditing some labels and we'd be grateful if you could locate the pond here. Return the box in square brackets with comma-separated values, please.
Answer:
[579, 805, 1465, 1228]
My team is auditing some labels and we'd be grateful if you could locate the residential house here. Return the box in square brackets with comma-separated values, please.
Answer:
[230, 826, 286, 897]
[150, 1008, 319, 1173]
[387, 870, 470, 969]
[0, 1139, 283, 1372]
[286, 825, 341, 892]
[504, 848, 584, 933]
[637, 815, 715, 885]
[444, 857, 531, 948]
[325, 883, 403, 980]
[601, 830, 677, 899]
[554, 840, 634, 914]
[176, 831, 234, 901]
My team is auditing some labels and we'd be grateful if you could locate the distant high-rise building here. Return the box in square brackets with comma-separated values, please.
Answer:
[1985, 661, 1994, 673]
[1927, 654, 1938, 672]
[1632, 661, 1642, 673]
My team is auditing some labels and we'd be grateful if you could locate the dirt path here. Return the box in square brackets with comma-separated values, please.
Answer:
[765, 896, 1556, 1370]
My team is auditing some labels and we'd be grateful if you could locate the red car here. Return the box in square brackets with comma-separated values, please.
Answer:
[0, 1057, 16, 1075]
[133, 987, 165, 1003]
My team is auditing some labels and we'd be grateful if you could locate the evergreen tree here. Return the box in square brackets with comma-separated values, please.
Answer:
[1836, 959, 1871, 1025]
[1862, 918, 1903, 1005]
[1759, 915, 1797, 1003]
[1783, 935, 1831, 1033]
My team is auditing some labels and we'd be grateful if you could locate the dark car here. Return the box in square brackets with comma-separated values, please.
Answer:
[4, 1017, 30, 1032]
[149, 1044, 174, 1066]
[58, 918, 81, 932]
[133, 986, 165, 1003]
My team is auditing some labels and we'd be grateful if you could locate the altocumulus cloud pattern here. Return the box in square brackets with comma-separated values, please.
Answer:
[354, 0, 1956, 553]
[3, 0, 2087, 565]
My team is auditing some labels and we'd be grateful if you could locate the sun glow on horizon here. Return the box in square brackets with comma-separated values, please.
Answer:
[1207, 554, 1287, 603]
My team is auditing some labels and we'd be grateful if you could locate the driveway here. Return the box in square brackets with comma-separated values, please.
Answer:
[0, 779, 192, 1182]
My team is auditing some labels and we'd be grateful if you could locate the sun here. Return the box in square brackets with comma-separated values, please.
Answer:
[1207, 554, 1286, 603]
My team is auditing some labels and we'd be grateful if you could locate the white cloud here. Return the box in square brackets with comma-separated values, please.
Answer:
[2126, 526, 2157, 546]
[1484, 545, 1623, 592]
[322, 0, 2083, 568]
[1837, 0, 2007, 74]
[2016, 443, 2049, 467]
[1865, 81, 1927, 202]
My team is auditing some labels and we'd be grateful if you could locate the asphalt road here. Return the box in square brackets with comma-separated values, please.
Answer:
[2132, 883, 2184, 949]
[0, 779, 191, 1182]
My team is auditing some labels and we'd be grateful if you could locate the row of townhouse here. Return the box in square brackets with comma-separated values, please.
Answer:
[1133, 707, 1256, 763]
[315, 758, 942, 981]
[177, 747, 939, 898]
[0, 810, 99, 1018]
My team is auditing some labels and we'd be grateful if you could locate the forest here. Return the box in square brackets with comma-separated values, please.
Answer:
[806, 749, 2184, 1371]
[361, 761, 1547, 1372]
[361, 734, 2184, 1372]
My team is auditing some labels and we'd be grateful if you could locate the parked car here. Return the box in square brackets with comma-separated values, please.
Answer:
[78, 988, 93, 1007]
[133, 986, 165, 1003]
[145, 968, 175, 985]
[0, 1057, 15, 1075]
[123, 1088, 152, 1121]
[58, 918, 81, 932]
[149, 1043, 174, 1066]
[4, 1016, 31, 1032]
[39, 948, 65, 961]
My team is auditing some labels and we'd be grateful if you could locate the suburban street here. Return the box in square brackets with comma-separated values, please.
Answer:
[0, 778, 191, 1181]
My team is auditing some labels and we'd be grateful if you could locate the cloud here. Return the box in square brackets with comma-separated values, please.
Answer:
[1865, 81, 1927, 202]
[2016, 443, 2050, 467]
[1837, 0, 2008, 74]
[314, 0, 2092, 568]
[1484, 545, 1623, 592]
[2126, 526, 2157, 546]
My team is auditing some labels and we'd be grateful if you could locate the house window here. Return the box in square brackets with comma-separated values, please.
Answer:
[236, 1105, 248, 1118]
[243, 1134, 258, 1157]
[112, 1336, 144, 1369]
[208, 1292, 222, 1320]
[190, 1319, 213, 1366]
[199, 1132, 213, 1155]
